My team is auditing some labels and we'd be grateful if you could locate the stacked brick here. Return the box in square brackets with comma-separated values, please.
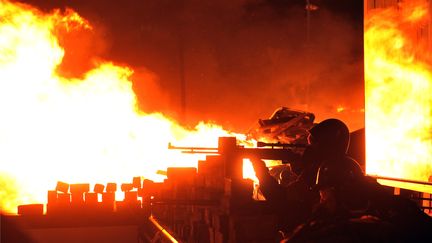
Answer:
[17, 176, 148, 216]
[17, 137, 280, 242]
[149, 137, 279, 242]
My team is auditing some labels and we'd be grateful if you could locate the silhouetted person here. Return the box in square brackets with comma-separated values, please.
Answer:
[251, 118, 351, 234]
[284, 156, 432, 242]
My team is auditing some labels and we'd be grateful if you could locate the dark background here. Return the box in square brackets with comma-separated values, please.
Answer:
[18, 0, 364, 132]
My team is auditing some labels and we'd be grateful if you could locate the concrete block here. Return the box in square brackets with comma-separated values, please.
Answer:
[55, 181, 69, 193]
[106, 183, 117, 192]
[70, 183, 90, 194]
[132, 176, 141, 189]
[47, 190, 57, 204]
[93, 183, 105, 194]
[121, 183, 134, 192]
[85, 192, 98, 203]
[17, 204, 44, 216]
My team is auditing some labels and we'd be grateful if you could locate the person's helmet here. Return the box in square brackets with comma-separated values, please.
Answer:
[308, 118, 350, 154]
[315, 155, 363, 190]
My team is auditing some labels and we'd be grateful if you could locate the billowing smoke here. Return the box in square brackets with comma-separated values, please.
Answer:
[19, 0, 364, 132]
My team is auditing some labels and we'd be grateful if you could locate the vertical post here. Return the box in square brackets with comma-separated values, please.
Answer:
[178, 35, 186, 124]
[218, 137, 243, 180]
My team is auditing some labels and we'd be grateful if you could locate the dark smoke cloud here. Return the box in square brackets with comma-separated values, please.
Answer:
[18, 0, 364, 132]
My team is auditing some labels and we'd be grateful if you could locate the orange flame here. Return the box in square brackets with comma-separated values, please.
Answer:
[0, 1, 256, 213]
[365, 1, 432, 188]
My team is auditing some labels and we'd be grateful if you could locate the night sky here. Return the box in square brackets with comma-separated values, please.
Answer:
[18, 0, 364, 132]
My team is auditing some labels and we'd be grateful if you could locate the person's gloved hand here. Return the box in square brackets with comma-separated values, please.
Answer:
[249, 157, 269, 179]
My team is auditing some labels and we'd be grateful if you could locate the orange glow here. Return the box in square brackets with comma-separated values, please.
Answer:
[365, 0, 432, 190]
[0, 1, 255, 213]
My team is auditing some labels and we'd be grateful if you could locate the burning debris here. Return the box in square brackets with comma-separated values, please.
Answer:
[247, 107, 315, 144]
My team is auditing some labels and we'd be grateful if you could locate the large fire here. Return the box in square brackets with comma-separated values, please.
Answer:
[5, 0, 431, 215]
[0, 1, 257, 214]
[365, 0, 432, 189]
